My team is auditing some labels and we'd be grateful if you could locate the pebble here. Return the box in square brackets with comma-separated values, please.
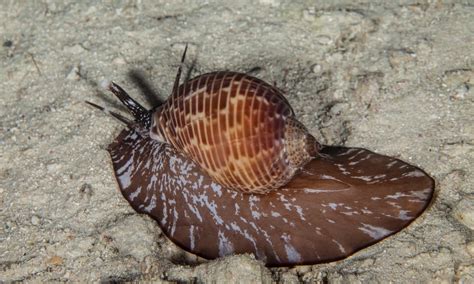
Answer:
[100, 79, 111, 90]
[46, 255, 64, 266]
[280, 273, 300, 284]
[258, 0, 280, 7]
[112, 57, 126, 65]
[330, 102, 349, 116]
[292, 264, 312, 275]
[64, 44, 86, 55]
[66, 65, 80, 80]
[302, 8, 316, 21]
[450, 84, 469, 100]
[466, 241, 474, 257]
[166, 254, 272, 283]
[453, 197, 474, 230]
[311, 63, 322, 74]
[31, 215, 40, 225]
[315, 35, 333, 45]
[388, 49, 416, 68]
[47, 163, 62, 173]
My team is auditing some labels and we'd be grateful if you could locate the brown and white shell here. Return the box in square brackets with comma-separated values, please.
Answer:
[150, 71, 320, 193]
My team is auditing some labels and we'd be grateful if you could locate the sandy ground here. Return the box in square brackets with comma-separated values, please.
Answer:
[1, 0, 473, 282]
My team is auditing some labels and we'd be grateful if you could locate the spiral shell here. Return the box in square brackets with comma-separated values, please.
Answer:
[151, 71, 320, 193]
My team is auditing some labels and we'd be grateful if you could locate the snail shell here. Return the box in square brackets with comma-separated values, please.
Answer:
[150, 71, 320, 193]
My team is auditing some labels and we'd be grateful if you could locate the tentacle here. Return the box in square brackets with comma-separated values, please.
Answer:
[106, 82, 152, 128]
[85, 100, 134, 128]
[171, 44, 188, 95]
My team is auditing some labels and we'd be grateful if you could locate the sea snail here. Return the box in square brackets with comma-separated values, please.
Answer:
[88, 46, 434, 266]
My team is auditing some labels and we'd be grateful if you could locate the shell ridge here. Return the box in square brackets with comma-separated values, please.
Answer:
[246, 81, 266, 187]
[204, 72, 221, 175]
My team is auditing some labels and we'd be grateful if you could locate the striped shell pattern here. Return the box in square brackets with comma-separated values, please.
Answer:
[151, 71, 320, 194]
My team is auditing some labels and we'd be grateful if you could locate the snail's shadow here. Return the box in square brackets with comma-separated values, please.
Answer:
[91, 51, 269, 115]
[129, 52, 198, 109]
[126, 54, 263, 111]
[127, 69, 164, 108]
[123, 57, 198, 111]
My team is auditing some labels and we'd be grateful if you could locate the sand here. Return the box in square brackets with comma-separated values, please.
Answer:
[1, 0, 473, 282]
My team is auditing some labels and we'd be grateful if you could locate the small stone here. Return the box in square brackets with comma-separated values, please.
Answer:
[64, 44, 85, 55]
[450, 84, 469, 100]
[31, 215, 40, 226]
[280, 272, 300, 284]
[466, 241, 474, 257]
[388, 49, 416, 68]
[166, 254, 272, 283]
[46, 255, 64, 266]
[112, 57, 126, 65]
[302, 8, 316, 21]
[453, 197, 474, 230]
[292, 264, 312, 275]
[330, 102, 349, 116]
[100, 79, 111, 90]
[66, 66, 81, 80]
[47, 163, 62, 173]
[86, 6, 97, 15]
[315, 35, 333, 45]
[258, 0, 280, 7]
[442, 69, 474, 88]
[311, 63, 322, 74]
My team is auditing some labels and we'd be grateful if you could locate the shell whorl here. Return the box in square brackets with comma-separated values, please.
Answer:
[151, 71, 320, 193]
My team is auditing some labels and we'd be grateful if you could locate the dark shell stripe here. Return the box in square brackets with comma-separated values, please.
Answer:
[108, 128, 434, 266]
[154, 71, 298, 192]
